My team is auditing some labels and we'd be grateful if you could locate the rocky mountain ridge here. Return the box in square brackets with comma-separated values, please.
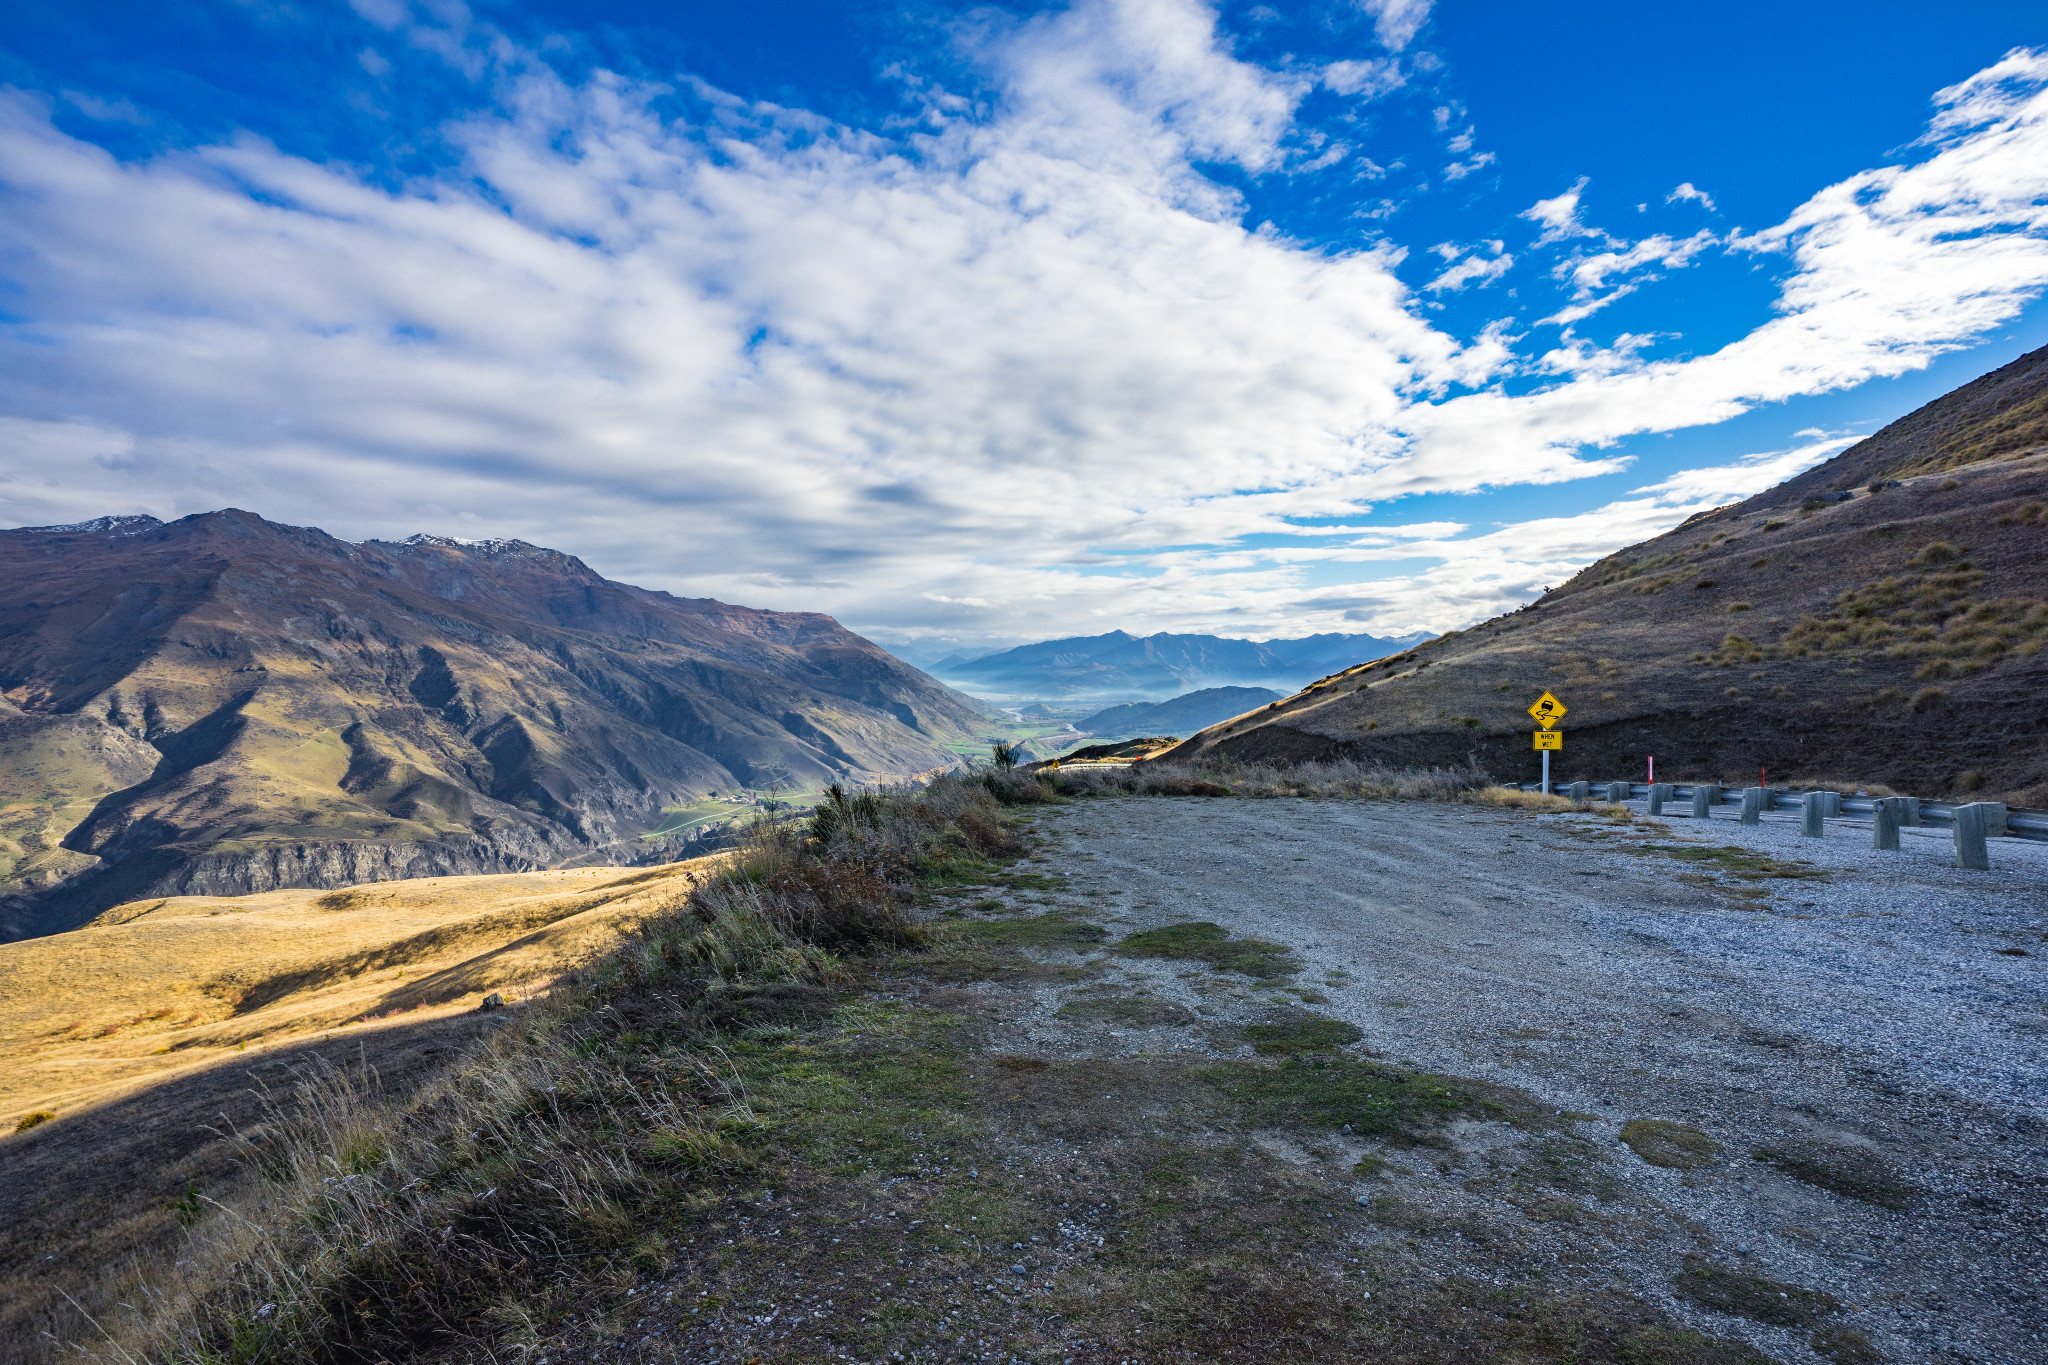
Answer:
[0, 510, 987, 938]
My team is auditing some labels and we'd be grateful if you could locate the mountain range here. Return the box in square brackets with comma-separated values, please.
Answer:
[0, 511, 988, 938]
[1169, 344, 2048, 802]
[927, 629, 1428, 700]
[1077, 686, 1284, 741]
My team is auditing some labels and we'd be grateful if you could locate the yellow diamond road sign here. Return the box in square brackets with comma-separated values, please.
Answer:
[1533, 729, 1562, 751]
[1527, 691, 1567, 729]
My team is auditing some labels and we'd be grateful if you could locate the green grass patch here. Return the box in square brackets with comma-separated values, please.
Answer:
[1117, 921, 1300, 980]
[916, 848, 1004, 887]
[641, 800, 748, 839]
[1210, 1053, 1482, 1142]
[1057, 991, 1197, 1027]
[1620, 1119, 1721, 1169]
[1754, 1141, 1914, 1209]
[995, 870, 1065, 891]
[1242, 1014, 1364, 1055]
[735, 999, 979, 1181]
[1638, 844, 1828, 881]
[950, 911, 1107, 948]
[1674, 1256, 1839, 1327]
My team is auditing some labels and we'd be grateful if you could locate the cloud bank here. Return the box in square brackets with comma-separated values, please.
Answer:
[1, 4, 2045, 647]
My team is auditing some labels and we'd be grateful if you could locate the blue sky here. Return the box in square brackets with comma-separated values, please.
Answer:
[3, 1, 2047, 650]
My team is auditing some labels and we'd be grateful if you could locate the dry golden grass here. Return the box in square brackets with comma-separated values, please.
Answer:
[0, 858, 722, 1365]
[0, 860, 715, 1135]
[1467, 786, 1579, 813]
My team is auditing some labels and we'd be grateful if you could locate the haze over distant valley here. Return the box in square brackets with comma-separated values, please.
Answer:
[912, 630, 1428, 702]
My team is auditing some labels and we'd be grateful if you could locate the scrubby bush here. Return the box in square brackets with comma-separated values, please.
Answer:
[1044, 756, 1488, 801]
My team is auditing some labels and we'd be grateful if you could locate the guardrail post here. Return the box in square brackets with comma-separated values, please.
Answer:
[1801, 791, 1827, 838]
[1740, 787, 1763, 825]
[1822, 791, 1842, 818]
[1983, 802, 2009, 838]
[1648, 783, 1672, 816]
[1566, 780, 1588, 800]
[1606, 782, 1627, 803]
[1872, 797, 1901, 851]
[1899, 796, 1921, 827]
[1954, 802, 1992, 870]
[1691, 784, 1721, 818]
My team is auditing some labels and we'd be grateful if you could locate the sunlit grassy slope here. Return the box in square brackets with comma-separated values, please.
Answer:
[0, 861, 714, 1132]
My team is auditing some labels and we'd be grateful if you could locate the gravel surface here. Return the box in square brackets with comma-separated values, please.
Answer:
[1007, 796, 2048, 1365]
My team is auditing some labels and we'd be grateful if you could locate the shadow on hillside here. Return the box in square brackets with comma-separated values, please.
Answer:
[0, 1008, 505, 1365]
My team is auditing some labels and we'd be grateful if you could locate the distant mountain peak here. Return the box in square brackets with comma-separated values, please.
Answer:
[401, 532, 549, 556]
[16, 515, 164, 537]
[935, 628, 1427, 700]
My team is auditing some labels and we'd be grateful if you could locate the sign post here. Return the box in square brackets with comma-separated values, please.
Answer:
[1527, 692, 1567, 794]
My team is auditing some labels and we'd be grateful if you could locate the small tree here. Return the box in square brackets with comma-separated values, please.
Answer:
[991, 741, 1019, 772]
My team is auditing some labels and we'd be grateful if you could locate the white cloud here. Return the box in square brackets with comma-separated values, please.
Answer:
[1666, 181, 1716, 210]
[1358, 0, 1432, 53]
[1245, 435, 1851, 634]
[60, 90, 150, 125]
[1425, 244, 1512, 291]
[1443, 149, 1495, 181]
[1322, 57, 1403, 99]
[1401, 50, 2048, 513]
[1538, 228, 1718, 323]
[1520, 175, 1611, 246]
[0, 15, 2045, 650]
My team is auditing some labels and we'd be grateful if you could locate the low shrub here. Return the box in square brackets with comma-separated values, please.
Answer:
[1047, 757, 1489, 802]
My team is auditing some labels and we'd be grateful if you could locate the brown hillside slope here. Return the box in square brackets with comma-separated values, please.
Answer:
[0, 511, 986, 937]
[1165, 344, 2048, 800]
[0, 858, 710, 1363]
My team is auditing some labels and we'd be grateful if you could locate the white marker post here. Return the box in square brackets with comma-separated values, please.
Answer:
[1542, 746, 1549, 795]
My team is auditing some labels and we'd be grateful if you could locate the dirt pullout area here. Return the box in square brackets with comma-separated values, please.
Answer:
[1008, 797, 2047, 1365]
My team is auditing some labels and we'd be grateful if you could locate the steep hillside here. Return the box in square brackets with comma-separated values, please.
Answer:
[0, 511, 987, 936]
[941, 629, 1425, 699]
[1166, 344, 2048, 802]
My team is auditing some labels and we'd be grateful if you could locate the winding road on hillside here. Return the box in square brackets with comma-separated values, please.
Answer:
[1019, 796, 2048, 1365]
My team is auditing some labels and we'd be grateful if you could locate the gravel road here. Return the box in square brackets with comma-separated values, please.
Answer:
[1012, 795, 2048, 1365]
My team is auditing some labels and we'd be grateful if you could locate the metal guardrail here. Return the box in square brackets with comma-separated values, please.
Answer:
[1505, 781, 2048, 843]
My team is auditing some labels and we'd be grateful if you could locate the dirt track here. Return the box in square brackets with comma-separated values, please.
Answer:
[1017, 796, 2048, 1365]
